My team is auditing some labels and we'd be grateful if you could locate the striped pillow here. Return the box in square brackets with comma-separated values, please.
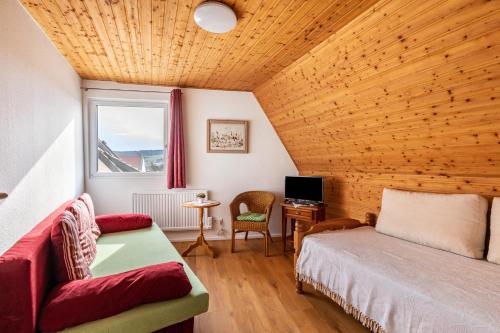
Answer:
[78, 193, 101, 240]
[51, 211, 92, 282]
[69, 200, 97, 266]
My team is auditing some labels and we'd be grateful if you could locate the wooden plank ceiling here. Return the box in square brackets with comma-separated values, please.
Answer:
[20, 0, 378, 91]
[255, 0, 500, 220]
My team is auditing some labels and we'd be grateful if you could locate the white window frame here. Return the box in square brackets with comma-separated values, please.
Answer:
[88, 99, 169, 178]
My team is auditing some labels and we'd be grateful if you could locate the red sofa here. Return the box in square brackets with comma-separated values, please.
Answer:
[0, 200, 196, 333]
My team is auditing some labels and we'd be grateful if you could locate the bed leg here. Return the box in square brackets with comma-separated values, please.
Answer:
[294, 220, 309, 268]
[296, 279, 303, 294]
[294, 220, 308, 295]
[365, 212, 377, 226]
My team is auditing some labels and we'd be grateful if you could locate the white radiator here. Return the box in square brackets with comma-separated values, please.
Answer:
[132, 190, 211, 231]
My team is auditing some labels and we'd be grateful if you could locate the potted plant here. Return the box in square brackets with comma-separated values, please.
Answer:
[195, 192, 206, 203]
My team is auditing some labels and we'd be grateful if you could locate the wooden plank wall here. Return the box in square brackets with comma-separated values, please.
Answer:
[254, 0, 500, 220]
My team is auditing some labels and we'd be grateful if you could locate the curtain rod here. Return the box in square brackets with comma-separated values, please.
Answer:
[81, 87, 181, 94]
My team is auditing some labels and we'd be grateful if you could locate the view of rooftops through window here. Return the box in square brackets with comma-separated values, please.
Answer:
[97, 105, 165, 173]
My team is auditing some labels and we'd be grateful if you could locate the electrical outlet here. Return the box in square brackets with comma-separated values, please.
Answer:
[207, 217, 226, 236]
[212, 217, 225, 236]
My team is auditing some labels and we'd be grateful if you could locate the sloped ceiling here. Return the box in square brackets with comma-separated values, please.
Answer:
[20, 0, 378, 91]
[255, 0, 500, 219]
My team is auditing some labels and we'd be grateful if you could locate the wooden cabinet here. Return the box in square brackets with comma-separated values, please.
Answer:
[286, 208, 313, 220]
[281, 202, 325, 253]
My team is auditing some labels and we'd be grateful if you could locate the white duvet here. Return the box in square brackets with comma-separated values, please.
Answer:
[296, 226, 500, 333]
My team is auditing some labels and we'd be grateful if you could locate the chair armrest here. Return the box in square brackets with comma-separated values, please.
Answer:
[264, 205, 273, 223]
[95, 214, 152, 234]
[229, 200, 241, 222]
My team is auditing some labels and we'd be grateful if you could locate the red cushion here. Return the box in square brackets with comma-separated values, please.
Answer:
[0, 200, 72, 333]
[95, 214, 152, 234]
[39, 262, 192, 332]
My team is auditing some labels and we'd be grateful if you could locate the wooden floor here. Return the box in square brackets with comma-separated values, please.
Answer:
[173, 237, 369, 333]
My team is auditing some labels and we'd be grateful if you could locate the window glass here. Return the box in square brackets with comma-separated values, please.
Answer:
[97, 105, 165, 173]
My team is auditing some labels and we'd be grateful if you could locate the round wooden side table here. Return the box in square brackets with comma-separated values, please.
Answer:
[181, 200, 220, 258]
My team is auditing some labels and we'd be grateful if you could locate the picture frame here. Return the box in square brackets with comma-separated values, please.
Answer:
[207, 119, 249, 153]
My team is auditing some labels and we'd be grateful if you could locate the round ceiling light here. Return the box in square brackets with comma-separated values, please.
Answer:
[194, 1, 237, 33]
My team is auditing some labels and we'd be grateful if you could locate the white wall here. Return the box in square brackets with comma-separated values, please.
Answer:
[82, 80, 297, 241]
[0, 0, 83, 254]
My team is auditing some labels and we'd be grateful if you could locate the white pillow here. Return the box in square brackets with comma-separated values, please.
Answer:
[375, 188, 488, 258]
[487, 197, 500, 264]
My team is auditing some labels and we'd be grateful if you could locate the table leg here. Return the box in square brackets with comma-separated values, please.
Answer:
[202, 236, 215, 258]
[182, 207, 216, 258]
[282, 210, 287, 253]
[182, 235, 202, 257]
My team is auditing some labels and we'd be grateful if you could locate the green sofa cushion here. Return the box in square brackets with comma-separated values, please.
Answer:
[61, 223, 208, 333]
[236, 211, 266, 222]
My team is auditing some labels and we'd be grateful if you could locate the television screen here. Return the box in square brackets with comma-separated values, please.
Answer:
[285, 176, 323, 203]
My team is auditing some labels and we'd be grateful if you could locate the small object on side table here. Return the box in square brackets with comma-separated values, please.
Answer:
[281, 201, 325, 254]
[195, 192, 206, 204]
[182, 200, 220, 258]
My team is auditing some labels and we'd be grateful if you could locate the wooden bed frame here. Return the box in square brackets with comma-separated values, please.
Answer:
[294, 213, 377, 293]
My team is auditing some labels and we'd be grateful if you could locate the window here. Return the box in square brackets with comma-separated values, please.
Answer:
[89, 100, 168, 176]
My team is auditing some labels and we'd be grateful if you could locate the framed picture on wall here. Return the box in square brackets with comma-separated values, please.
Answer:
[207, 119, 249, 153]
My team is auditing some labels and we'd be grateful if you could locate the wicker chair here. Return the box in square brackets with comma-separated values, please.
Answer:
[230, 191, 275, 257]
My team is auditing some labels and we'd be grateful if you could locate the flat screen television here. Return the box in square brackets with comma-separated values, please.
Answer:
[285, 176, 324, 204]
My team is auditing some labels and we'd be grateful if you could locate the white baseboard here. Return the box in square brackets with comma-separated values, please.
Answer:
[166, 230, 284, 242]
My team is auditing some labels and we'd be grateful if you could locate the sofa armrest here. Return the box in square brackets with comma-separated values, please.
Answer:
[294, 213, 375, 293]
[95, 214, 152, 234]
